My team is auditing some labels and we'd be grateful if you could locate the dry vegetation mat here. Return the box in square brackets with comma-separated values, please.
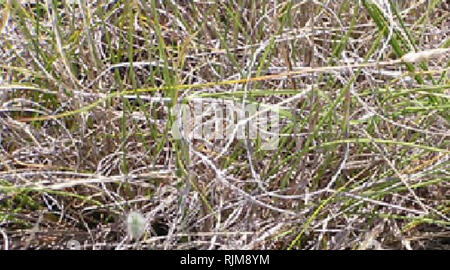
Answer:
[0, 0, 449, 249]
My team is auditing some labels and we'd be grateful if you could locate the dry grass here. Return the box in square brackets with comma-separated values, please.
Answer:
[0, 0, 449, 250]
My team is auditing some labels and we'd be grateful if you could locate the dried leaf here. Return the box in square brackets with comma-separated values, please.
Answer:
[401, 48, 450, 63]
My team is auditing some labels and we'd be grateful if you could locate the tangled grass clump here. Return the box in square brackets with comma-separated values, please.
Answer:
[0, 0, 449, 250]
